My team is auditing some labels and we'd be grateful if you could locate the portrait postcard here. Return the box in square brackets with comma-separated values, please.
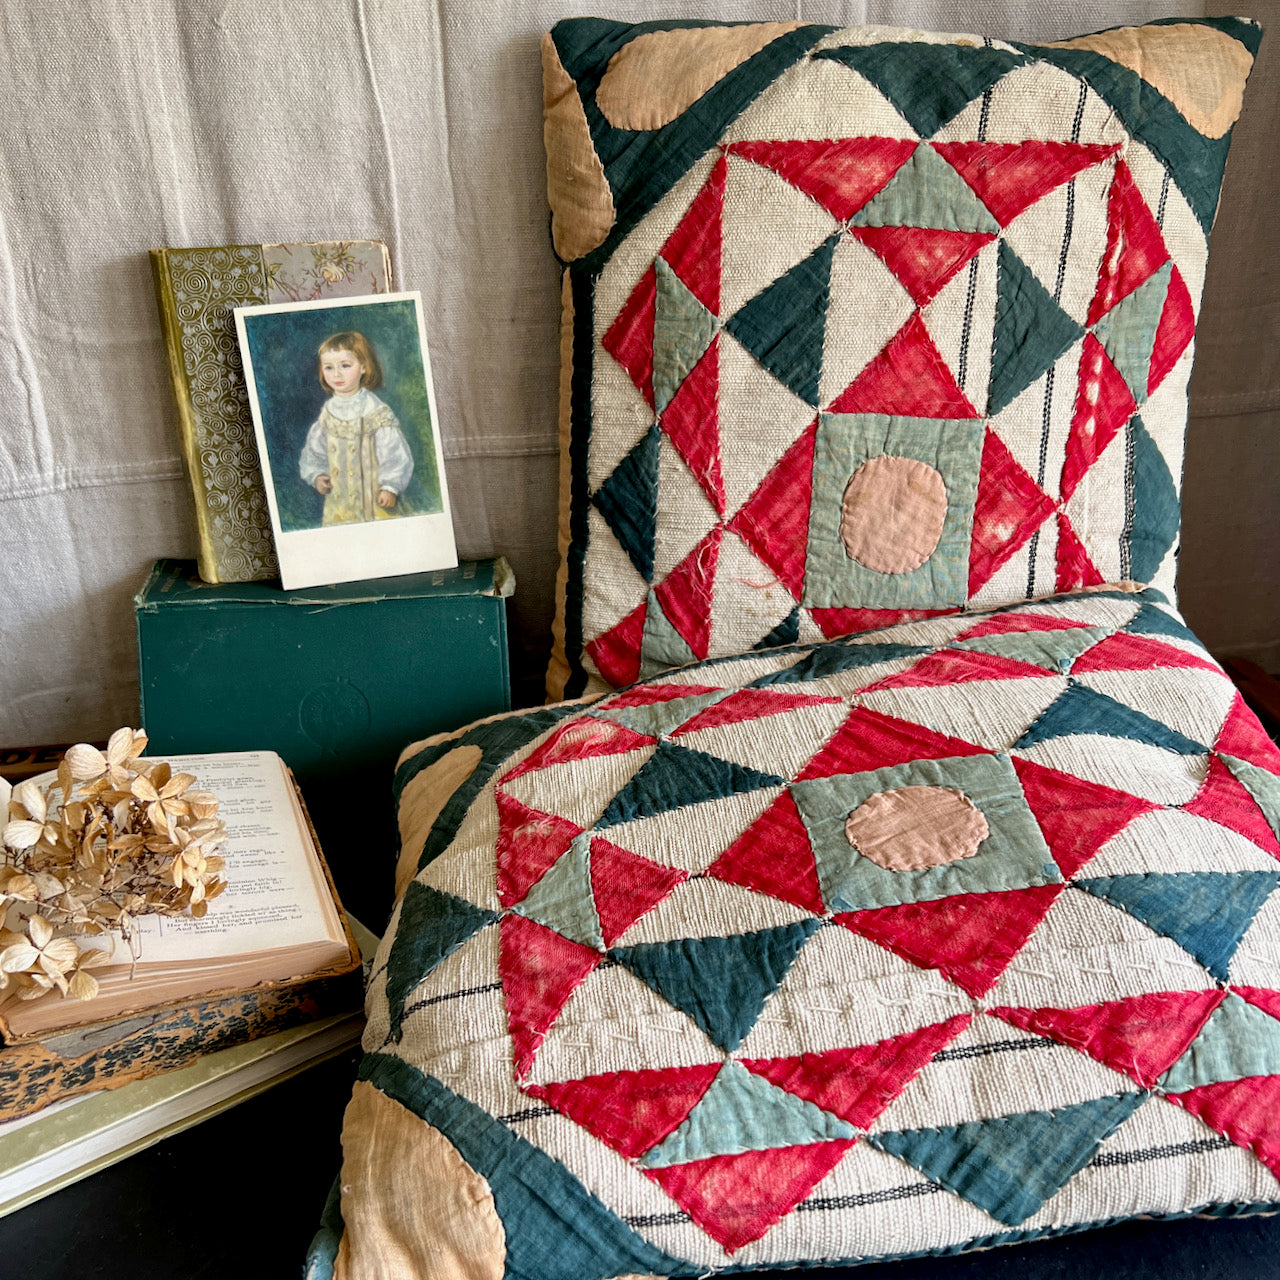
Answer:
[234, 291, 457, 590]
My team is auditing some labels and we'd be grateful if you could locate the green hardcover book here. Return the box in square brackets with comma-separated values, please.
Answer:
[150, 240, 393, 584]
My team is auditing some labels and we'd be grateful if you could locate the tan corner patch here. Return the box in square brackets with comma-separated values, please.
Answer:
[543, 33, 615, 261]
[336, 1081, 504, 1280]
[548, 268, 576, 703]
[596, 22, 803, 131]
[396, 745, 485, 901]
[1045, 24, 1254, 139]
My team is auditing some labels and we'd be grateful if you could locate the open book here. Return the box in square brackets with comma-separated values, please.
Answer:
[0, 750, 358, 1042]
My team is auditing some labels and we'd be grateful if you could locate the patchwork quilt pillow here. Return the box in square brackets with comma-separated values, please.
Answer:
[319, 587, 1280, 1279]
[542, 17, 1261, 699]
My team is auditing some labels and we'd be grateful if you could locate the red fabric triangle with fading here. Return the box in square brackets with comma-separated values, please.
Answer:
[1148, 264, 1195, 397]
[501, 716, 656, 783]
[1234, 986, 1280, 1022]
[1012, 757, 1156, 879]
[589, 836, 688, 947]
[526, 1062, 721, 1159]
[798, 706, 988, 782]
[1061, 334, 1136, 503]
[933, 140, 1119, 226]
[601, 264, 657, 407]
[673, 688, 844, 737]
[729, 137, 918, 222]
[826, 312, 979, 418]
[654, 526, 722, 661]
[706, 790, 826, 914]
[1216, 693, 1280, 772]
[863, 646, 1057, 692]
[958, 611, 1096, 641]
[499, 914, 602, 1078]
[1072, 631, 1219, 676]
[661, 336, 724, 515]
[991, 989, 1226, 1087]
[1055, 511, 1106, 593]
[968, 428, 1056, 595]
[1184, 755, 1280, 859]
[494, 792, 584, 907]
[835, 884, 1065, 997]
[1087, 160, 1170, 326]
[645, 1140, 857, 1252]
[584, 600, 647, 688]
[1165, 1074, 1280, 1178]
[809, 606, 955, 638]
[851, 226, 993, 306]
[740, 1015, 972, 1128]
[660, 153, 725, 314]
[726, 418, 817, 602]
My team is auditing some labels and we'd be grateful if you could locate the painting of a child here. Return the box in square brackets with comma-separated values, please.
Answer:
[300, 331, 414, 525]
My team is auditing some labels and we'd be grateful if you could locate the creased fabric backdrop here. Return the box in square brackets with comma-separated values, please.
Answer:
[0, 0, 1273, 745]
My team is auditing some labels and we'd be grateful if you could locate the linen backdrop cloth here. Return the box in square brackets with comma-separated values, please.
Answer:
[0, 0, 1274, 746]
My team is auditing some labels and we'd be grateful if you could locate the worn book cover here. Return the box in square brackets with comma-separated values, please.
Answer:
[150, 240, 393, 584]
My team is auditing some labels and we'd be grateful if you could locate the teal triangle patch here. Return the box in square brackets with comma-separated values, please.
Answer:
[1093, 261, 1172, 405]
[592, 689, 728, 740]
[1125, 602, 1200, 646]
[988, 241, 1085, 415]
[814, 42, 1024, 139]
[386, 882, 498, 1040]
[852, 142, 999, 232]
[1127, 417, 1180, 585]
[1014, 681, 1206, 756]
[724, 232, 840, 406]
[1161, 993, 1280, 1093]
[752, 641, 931, 688]
[643, 1060, 854, 1166]
[1222, 755, 1280, 842]
[639, 590, 697, 678]
[611, 919, 821, 1052]
[591, 423, 661, 582]
[753, 606, 801, 651]
[1075, 871, 1280, 980]
[872, 1091, 1145, 1225]
[653, 256, 717, 412]
[952, 627, 1111, 673]
[513, 832, 604, 950]
[598, 740, 786, 828]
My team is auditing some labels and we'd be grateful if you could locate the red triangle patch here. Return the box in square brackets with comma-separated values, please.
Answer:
[1215, 693, 1280, 773]
[1184, 755, 1280, 859]
[646, 1140, 856, 1252]
[835, 884, 1065, 997]
[654, 526, 722, 662]
[1061, 334, 1136, 503]
[1233, 986, 1280, 1022]
[672, 688, 844, 737]
[494, 792, 583, 907]
[526, 1062, 721, 1159]
[1071, 631, 1219, 676]
[660, 154, 725, 314]
[862, 646, 1057, 692]
[968, 428, 1056, 595]
[826, 312, 979, 418]
[1055, 511, 1106, 594]
[797, 706, 987, 782]
[499, 914, 602, 1078]
[958, 610, 1097, 641]
[726, 418, 817, 602]
[501, 716, 656, 783]
[589, 836, 688, 946]
[601, 264, 657, 408]
[1012, 757, 1156, 879]
[1165, 1074, 1280, 1178]
[661, 336, 724, 515]
[851, 226, 993, 307]
[740, 1015, 972, 1128]
[1148, 264, 1195, 397]
[706, 790, 825, 915]
[729, 137, 918, 222]
[809, 606, 956, 639]
[933, 140, 1119, 227]
[990, 989, 1225, 1087]
[1087, 160, 1170, 326]
[584, 600, 647, 688]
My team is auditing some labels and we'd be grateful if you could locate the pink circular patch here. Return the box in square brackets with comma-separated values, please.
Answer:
[841, 455, 948, 574]
[845, 786, 990, 871]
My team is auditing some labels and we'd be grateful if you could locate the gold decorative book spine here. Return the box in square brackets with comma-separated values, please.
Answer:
[150, 240, 394, 585]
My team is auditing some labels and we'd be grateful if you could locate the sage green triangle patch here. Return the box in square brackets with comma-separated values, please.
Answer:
[513, 832, 604, 950]
[852, 143, 999, 233]
[653, 256, 717, 413]
[639, 590, 698, 679]
[1222, 755, 1280, 842]
[593, 687, 730, 740]
[951, 626, 1111, 672]
[642, 1060, 854, 1167]
[1093, 261, 1172, 406]
[1161, 993, 1280, 1093]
